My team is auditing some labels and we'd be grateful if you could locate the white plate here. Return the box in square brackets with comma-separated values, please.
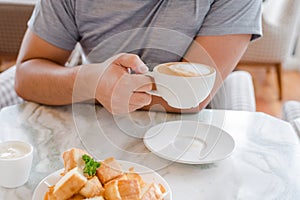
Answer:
[32, 160, 172, 200]
[143, 120, 235, 164]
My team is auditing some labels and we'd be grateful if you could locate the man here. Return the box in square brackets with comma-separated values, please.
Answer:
[14, 0, 262, 115]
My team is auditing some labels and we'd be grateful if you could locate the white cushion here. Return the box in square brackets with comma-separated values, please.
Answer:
[0, 66, 24, 110]
[282, 101, 300, 122]
[282, 101, 300, 134]
[210, 71, 256, 112]
[293, 117, 300, 134]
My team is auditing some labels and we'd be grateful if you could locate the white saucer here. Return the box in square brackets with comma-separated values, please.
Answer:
[143, 120, 235, 164]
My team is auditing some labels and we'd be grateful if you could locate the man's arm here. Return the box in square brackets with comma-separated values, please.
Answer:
[15, 29, 76, 105]
[15, 29, 152, 114]
[143, 34, 251, 113]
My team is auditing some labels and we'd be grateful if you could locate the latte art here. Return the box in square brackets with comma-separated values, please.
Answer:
[156, 63, 213, 77]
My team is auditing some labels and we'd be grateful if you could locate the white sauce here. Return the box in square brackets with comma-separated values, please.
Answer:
[0, 143, 29, 159]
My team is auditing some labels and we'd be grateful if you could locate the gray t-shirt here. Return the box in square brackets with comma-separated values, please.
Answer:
[28, 0, 262, 68]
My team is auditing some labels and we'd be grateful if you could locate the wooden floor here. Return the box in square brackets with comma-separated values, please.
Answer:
[237, 65, 300, 118]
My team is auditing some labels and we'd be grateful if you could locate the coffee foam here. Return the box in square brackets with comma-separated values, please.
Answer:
[156, 63, 212, 77]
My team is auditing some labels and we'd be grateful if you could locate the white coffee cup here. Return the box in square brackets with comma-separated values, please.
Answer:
[146, 62, 216, 109]
[0, 140, 33, 188]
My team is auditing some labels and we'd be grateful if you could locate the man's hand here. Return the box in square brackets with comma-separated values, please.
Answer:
[95, 54, 153, 115]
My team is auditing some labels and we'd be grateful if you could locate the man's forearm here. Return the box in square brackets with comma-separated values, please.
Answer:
[15, 59, 86, 105]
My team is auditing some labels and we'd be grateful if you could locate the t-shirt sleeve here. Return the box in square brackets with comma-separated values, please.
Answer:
[28, 0, 79, 50]
[198, 0, 262, 40]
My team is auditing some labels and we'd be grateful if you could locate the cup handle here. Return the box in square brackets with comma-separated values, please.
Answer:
[146, 90, 161, 97]
[144, 71, 154, 78]
[144, 71, 161, 97]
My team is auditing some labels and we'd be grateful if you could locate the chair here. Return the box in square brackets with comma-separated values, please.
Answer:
[239, 0, 300, 100]
[209, 71, 256, 112]
[282, 100, 300, 135]
[0, 3, 34, 109]
[0, 66, 24, 109]
[0, 3, 34, 72]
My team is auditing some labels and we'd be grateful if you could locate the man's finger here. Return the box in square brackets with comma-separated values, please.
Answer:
[129, 92, 152, 107]
[120, 74, 153, 92]
[115, 54, 149, 74]
[133, 75, 153, 92]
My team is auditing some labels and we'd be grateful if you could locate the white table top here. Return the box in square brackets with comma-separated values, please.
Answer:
[0, 102, 300, 199]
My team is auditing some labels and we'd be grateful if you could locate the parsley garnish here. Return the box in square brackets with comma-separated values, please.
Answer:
[82, 154, 100, 176]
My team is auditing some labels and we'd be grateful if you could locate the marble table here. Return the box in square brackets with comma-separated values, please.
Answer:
[1, 102, 300, 200]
